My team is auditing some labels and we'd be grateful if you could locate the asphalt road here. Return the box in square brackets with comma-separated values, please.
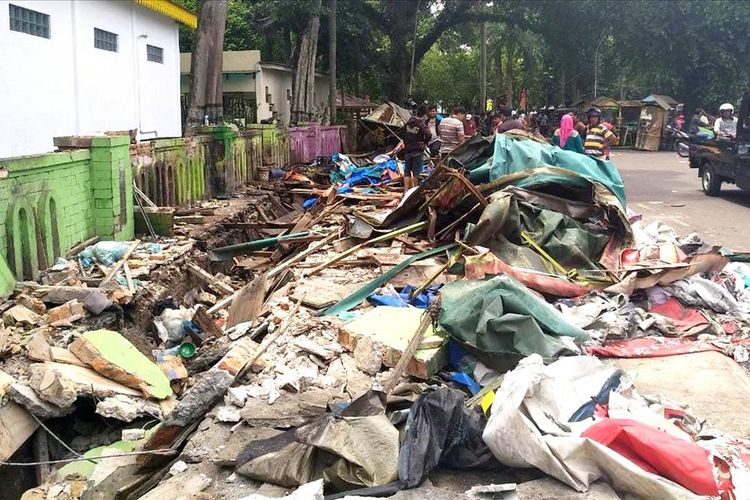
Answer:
[612, 150, 750, 249]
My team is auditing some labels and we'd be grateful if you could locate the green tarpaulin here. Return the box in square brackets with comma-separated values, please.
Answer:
[471, 135, 627, 208]
[438, 276, 589, 368]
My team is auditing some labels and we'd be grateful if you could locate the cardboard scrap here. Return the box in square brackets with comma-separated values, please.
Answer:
[70, 330, 172, 400]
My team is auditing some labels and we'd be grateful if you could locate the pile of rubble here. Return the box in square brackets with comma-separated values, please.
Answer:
[3, 132, 750, 499]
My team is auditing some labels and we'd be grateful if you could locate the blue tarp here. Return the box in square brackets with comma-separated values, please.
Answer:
[487, 135, 627, 207]
[367, 284, 441, 309]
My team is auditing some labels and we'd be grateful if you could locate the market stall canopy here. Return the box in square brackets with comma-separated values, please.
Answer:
[363, 102, 412, 128]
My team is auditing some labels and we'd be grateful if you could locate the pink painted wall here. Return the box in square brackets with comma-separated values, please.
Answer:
[288, 123, 346, 164]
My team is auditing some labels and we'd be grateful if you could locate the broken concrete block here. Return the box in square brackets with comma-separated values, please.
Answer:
[168, 460, 188, 476]
[29, 362, 141, 403]
[96, 395, 161, 422]
[122, 428, 146, 441]
[15, 294, 45, 315]
[46, 299, 85, 325]
[353, 335, 385, 376]
[339, 307, 448, 379]
[225, 387, 247, 408]
[239, 388, 332, 428]
[82, 291, 113, 315]
[0, 369, 14, 398]
[28, 363, 78, 408]
[293, 338, 335, 361]
[0, 401, 39, 461]
[8, 383, 75, 419]
[25, 332, 52, 362]
[216, 406, 242, 423]
[69, 330, 172, 399]
[138, 472, 212, 500]
[3, 305, 42, 327]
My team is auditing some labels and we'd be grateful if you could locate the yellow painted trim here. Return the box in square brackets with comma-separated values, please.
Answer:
[133, 0, 198, 29]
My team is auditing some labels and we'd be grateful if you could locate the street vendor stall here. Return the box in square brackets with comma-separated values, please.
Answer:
[635, 94, 678, 151]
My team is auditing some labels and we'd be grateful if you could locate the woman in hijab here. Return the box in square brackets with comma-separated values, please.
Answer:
[551, 114, 584, 153]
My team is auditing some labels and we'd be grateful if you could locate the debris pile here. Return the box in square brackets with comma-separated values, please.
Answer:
[3, 132, 750, 499]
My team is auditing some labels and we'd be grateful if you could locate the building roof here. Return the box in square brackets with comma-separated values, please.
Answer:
[133, 0, 197, 28]
[617, 100, 643, 108]
[181, 50, 262, 74]
[337, 91, 377, 109]
[590, 96, 620, 109]
[180, 52, 329, 78]
[642, 94, 679, 110]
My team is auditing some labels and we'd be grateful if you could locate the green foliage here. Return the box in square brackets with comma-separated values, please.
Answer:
[413, 45, 480, 109]
[182, 0, 750, 111]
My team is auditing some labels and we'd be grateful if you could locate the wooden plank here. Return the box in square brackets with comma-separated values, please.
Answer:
[0, 402, 39, 461]
[123, 262, 135, 294]
[186, 263, 235, 296]
[225, 273, 268, 328]
[65, 236, 100, 258]
[383, 314, 432, 393]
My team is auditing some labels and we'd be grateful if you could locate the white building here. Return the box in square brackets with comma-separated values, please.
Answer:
[0, 0, 196, 158]
[180, 50, 330, 125]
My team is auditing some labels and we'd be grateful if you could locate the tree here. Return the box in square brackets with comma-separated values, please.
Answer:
[328, 0, 337, 125]
[291, 0, 322, 123]
[185, 0, 228, 133]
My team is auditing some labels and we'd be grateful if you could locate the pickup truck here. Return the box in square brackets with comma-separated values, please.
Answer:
[688, 92, 750, 195]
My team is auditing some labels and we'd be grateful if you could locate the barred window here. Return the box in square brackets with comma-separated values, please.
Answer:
[9, 4, 50, 39]
[94, 28, 118, 52]
[146, 44, 163, 63]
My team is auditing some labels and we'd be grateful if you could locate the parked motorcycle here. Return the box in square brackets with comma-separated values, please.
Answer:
[664, 125, 690, 158]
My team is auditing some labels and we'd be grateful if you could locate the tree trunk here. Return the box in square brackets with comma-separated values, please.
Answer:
[505, 43, 514, 109]
[185, 0, 228, 134]
[384, 0, 416, 104]
[494, 48, 502, 110]
[291, 0, 321, 124]
[560, 67, 565, 106]
[328, 0, 337, 125]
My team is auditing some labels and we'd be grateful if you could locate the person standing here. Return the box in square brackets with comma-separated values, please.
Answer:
[425, 105, 442, 156]
[583, 108, 618, 159]
[401, 104, 431, 190]
[496, 106, 524, 133]
[551, 114, 584, 153]
[439, 106, 466, 156]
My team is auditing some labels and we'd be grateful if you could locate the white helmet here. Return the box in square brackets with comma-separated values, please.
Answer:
[719, 103, 734, 112]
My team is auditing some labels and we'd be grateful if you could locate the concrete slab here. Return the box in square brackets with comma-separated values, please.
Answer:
[611, 351, 750, 437]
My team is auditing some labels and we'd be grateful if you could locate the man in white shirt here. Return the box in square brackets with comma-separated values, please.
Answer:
[438, 106, 466, 155]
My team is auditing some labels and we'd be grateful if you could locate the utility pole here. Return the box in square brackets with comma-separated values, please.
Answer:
[328, 0, 336, 124]
[480, 22, 487, 112]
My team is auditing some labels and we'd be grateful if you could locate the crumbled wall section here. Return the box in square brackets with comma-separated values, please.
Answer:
[130, 125, 290, 206]
[90, 136, 135, 240]
[0, 135, 134, 285]
[0, 150, 94, 281]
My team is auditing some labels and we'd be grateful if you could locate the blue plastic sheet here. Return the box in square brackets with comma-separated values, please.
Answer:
[367, 284, 441, 309]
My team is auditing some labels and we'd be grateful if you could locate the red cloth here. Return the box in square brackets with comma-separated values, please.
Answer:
[582, 418, 719, 495]
[588, 337, 720, 358]
[650, 296, 709, 333]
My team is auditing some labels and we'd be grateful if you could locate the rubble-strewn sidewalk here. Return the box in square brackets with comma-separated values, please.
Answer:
[3, 132, 750, 499]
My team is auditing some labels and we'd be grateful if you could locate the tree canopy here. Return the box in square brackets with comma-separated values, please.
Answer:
[179, 0, 750, 113]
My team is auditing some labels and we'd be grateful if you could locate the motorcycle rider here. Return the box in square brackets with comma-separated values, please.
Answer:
[714, 103, 738, 138]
